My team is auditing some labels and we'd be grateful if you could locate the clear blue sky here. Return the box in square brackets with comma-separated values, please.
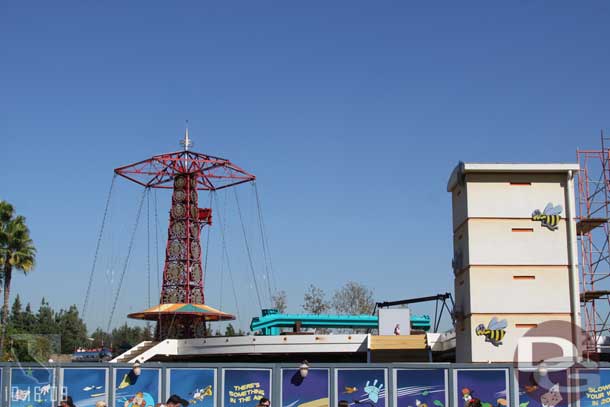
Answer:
[1, 1, 608, 334]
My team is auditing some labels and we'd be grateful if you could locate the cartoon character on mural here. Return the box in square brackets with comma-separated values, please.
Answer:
[124, 391, 155, 407]
[168, 369, 215, 407]
[531, 203, 562, 231]
[415, 399, 427, 407]
[363, 380, 384, 404]
[118, 364, 142, 390]
[462, 388, 506, 407]
[540, 384, 562, 407]
[475, 318, 507, 347]
[462, 388, 482, 407]
[190, 385, 213, 404]
[337, 370, 386, 407]
[115, 366, 159, 407]
[518, 369, 567, 407]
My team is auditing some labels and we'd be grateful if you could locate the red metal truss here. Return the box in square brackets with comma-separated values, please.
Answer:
[114, 150, 255, 190]
[161, 173, 204, 305]
[577, 131, 610, 357]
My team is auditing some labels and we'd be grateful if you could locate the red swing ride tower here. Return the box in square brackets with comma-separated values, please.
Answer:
[114, 129, 255, 339]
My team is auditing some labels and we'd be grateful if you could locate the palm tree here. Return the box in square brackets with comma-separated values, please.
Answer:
[0, 201, 36, 353]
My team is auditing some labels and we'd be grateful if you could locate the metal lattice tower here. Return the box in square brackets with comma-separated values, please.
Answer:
[577, 131, 610, 358]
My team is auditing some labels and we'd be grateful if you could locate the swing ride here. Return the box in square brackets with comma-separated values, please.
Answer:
[83, 128, 264, 340]
[81, 127, 443, 362]
[118, 129, 256, 339]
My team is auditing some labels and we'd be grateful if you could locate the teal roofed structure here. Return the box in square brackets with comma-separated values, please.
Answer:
[250, 309, 431, 335]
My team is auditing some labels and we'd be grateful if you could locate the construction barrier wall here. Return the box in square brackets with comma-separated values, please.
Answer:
[0, 362, 609, 407]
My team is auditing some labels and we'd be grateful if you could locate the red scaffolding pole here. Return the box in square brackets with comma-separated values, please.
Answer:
[577, 130, 610, 358]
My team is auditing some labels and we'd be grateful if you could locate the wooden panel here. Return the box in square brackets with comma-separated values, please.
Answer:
[368, 335, 427, 350]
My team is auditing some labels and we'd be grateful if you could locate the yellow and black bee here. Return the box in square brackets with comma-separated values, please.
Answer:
[532, 203, 562, 231]
[475, 317, 507, 347]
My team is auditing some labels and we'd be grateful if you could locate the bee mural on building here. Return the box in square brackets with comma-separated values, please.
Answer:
[532, 203, 562, 231]
[475, 317, 507, 347]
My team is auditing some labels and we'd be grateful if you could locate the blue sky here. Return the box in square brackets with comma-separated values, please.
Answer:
[0, 1, 608, 334]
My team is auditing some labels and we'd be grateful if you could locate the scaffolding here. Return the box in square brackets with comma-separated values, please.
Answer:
[577, 131, 610, 357]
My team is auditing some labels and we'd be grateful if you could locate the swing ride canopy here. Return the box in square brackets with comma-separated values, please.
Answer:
[127, 303, 235, 321]
[114, 149, 256, 189]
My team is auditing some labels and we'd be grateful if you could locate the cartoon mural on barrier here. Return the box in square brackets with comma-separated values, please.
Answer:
[114, 366, 160, 407]
[574, 369, 610, 407]
[62, 368, 107, 407]
[282, 368, 329, 407]
[168, 368, 215, 407]
[336, 369, 386, 407]
[455, 369, 508, 407]
[518, 370, 567, 407]
[11, 367, 55, 407]
[395, 369, 447, 407]
[224, 369, 272, 407]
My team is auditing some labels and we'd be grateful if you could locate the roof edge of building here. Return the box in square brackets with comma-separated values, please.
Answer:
[447, 162, 580, 192]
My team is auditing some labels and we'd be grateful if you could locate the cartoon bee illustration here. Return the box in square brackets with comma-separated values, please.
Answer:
[475, 317, 507, 347]
[532, 203, 562, 231]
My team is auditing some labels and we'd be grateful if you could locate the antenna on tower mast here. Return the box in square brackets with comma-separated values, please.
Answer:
[181, 120, 192, 151]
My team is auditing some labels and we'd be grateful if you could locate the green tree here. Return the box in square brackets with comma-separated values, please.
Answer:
[111, 323, 147, 350]
[9, 295, 22, 330]
[225, 323, 236, 336]
[142, 324, 153, 341]
[36, 298, 58, 335]
[0, 201, 36, 352]
[91, 327, 112, 348]
[302, 284, 330, 314]
[21, 303, 37, 333]
[5, 328, 55, 362]
[57, 305, 88, 353]
[3, 296, 59, 362]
